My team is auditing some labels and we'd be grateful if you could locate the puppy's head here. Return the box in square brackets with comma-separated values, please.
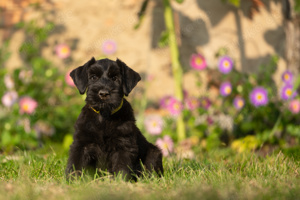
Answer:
[70, 57, 141, 117]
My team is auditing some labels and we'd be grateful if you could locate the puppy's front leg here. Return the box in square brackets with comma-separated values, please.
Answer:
[66, 143, 101, 179]
[65, 144, 85, 179]
[110, 151, 134, 181]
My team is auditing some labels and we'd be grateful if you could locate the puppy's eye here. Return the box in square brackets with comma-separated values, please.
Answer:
[112, 76, 118, 81]
[90, 75, 98, 80]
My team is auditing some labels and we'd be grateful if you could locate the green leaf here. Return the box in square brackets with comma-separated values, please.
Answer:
[158, 30, 170, 48]
[287, 125, 300, 137]
[134, 0, 149, 29]
[222, 0, 240, 7]
[293, 74, 300, 93]
[229, 0, 240, 7]
[295, 0, 300, 13]
[206, 133, 221, 150]
[174, 0, 184, 3]
[63, 134, 73, 150]
[1, 131, 12, 146]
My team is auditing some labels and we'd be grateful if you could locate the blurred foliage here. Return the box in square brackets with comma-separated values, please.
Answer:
[0, 17, 82, 153]
[142, 51, 300, 155]
[0, 41, 11, 65]
[221, 0, 300, 15]
[295, 0, 300, 13]
[221, 0, 240, 7]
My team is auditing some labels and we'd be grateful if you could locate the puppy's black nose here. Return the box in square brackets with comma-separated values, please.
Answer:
[98, 90, 110, 99]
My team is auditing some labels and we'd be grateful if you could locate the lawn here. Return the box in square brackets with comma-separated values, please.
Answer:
[0, 146, 299, 200]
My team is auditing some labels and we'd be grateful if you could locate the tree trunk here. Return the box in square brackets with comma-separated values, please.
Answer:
[284, 0, 300, 74]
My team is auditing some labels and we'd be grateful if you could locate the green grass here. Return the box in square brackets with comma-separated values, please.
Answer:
[0, 147, 299, 200]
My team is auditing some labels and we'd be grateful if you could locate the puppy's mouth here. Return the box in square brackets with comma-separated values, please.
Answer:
[85, 90, 123, 117]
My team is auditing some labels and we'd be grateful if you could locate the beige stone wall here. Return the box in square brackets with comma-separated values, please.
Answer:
[1, 0, 287, 100]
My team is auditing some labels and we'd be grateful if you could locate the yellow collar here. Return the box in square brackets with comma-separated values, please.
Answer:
[90, 98, 124, 115]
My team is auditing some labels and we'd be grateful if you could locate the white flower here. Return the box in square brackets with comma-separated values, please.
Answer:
[2, 91, 18, 107]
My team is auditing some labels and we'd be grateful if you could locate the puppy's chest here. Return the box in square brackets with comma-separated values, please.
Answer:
[85, 122, 129, 151]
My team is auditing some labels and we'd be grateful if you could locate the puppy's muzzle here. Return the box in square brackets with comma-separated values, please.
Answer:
[98, 89, 110, 100]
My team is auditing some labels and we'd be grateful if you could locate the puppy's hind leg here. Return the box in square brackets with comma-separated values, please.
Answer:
[144, 144, 164, 176]
[110, 151, 135, 181]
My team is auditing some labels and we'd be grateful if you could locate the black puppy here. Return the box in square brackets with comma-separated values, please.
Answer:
[65, 57, 163, 180]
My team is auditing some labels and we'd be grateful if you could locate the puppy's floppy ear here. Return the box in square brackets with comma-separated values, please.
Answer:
[70, 57, 96, 94]
[116, 58, 141, 96]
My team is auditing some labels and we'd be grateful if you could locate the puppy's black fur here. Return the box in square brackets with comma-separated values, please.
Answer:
[66, 57, 163, 180]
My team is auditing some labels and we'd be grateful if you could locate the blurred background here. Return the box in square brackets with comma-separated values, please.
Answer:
[0, 0, 300, 156]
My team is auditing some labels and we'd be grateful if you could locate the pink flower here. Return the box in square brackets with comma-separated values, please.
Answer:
[2, 91, 18, 107]
[19, 70, 33, 84]
[144, 115, 164, 135]
[55, 44, 71, 59]
[289, 99, 300, 114]
[65, 70, 75, 87]
[19, 97, 38, 115]
[185, 96, 200, 111]
[146, 74, 155, 82]
[102, 40, 117, 55]
[160, 96, 173, 109]
[156, 135, 174, 157]
[167, 98, 183, 116]
[200, 97, 211, 110]
[189, 53, 207, 70]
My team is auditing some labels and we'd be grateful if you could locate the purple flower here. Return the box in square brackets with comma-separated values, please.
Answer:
[2, 91, 18, 107]
[233, 96, 245, 110]
[144, 115, 164, 135]
[55, 44, 71, 59]
[189, 53, 207, 70]
[281, 70, 293, 83]
[289, 99, 300, 114]
[207, 116, 214, 125]
[185, 96, 200, 111]
[102, 40, 117, 55]
[220, 82, 232, 96]
[281, 84, 297, 100]
[183, 90, 189, 101]
[250, 87, 268, 107]
[199, 97, 211, 110]
[156, 135, 174, 157]
[218, 56, 233, 74]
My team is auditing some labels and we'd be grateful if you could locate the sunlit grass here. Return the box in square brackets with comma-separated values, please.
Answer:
[0, 147, 299, 200]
